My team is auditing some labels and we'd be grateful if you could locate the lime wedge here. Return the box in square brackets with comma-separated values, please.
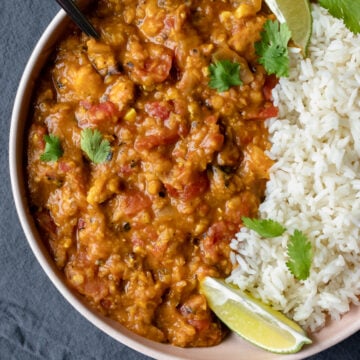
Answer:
[200, 277, 312, 354]
[265, 0, 312, 55]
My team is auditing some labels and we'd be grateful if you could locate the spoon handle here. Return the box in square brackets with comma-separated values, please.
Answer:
[55, 0, 99, 38]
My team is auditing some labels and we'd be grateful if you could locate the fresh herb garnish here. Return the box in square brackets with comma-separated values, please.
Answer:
[255, 19, 292, 78]
[208, 59, 243, 92]
[40, 134, 63, 162]
[80, 128, 111, 164]
[286, 230, 313, 281]
[242, 217, 286, 238]
[319, 0, 360, 34]
[242, 217, 312, 280]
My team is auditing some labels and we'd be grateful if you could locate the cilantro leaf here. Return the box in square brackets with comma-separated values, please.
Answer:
[208, 60, 243, 92]
[242, 217, 286, 238]
[286, 230, 313, 281]
[80, 128, 111, 164]
[40, 134, 63, 162]
[319, 0, 360, 34]
[255, 20, 291, 78]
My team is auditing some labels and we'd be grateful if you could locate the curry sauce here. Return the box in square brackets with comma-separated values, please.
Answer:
[27, 0, 275, 347]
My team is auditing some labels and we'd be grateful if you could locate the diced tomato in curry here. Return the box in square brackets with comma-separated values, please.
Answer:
[27, 0, 276, 348]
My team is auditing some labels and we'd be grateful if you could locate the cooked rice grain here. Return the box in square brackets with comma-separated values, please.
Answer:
[227, 4, 360, 331]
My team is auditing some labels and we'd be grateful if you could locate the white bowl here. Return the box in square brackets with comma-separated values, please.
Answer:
[9, 8, 360, 360]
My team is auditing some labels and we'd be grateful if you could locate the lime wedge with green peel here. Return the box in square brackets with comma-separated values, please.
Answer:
[200, 277, 312, 354]
[265, 0, 312, 56]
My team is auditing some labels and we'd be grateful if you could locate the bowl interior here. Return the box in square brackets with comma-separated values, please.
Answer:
[9, 9, 360, 360]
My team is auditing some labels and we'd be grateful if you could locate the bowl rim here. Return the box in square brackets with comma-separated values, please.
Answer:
[9, 6, 360, 360]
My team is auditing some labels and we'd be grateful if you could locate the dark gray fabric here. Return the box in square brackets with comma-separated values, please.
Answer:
[1, 1, 360, 359]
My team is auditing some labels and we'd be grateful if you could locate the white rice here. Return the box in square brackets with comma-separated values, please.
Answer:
[227, 4, 360, 331]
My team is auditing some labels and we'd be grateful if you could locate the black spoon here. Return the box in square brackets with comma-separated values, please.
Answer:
[55, 0, 99, 38]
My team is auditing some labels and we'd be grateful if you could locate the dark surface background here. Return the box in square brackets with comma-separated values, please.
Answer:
[1, 1, 360, 359]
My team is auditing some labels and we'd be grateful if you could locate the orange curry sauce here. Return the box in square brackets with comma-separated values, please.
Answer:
[27, 0, 276, 347]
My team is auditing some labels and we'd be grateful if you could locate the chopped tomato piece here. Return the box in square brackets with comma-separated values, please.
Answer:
[263, 74, 278, 101]
[145, 101, 173, 121]
[77, 101, 120, 128]
[256, 104, 279, 119]
[31, 125, 47, 150]
[164, 171, 209, 201]
[245, 103, 278, 120]
[179, 294, 212, 331]
[100, 299, 112, 310]
[118, 189, 152, 216]
[187, 319, 211, 332]
[200, 221, 238, 269]
[134, 129, 180, 151]
[83, 277, 109, 302]
[58, 160, 73, 173]
[164, 15, 175, 31]
[125, 42, 173, 86]
[118, 164, 134, 176]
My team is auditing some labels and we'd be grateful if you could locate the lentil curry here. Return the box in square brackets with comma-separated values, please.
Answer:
[27, 0, 276, 347]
